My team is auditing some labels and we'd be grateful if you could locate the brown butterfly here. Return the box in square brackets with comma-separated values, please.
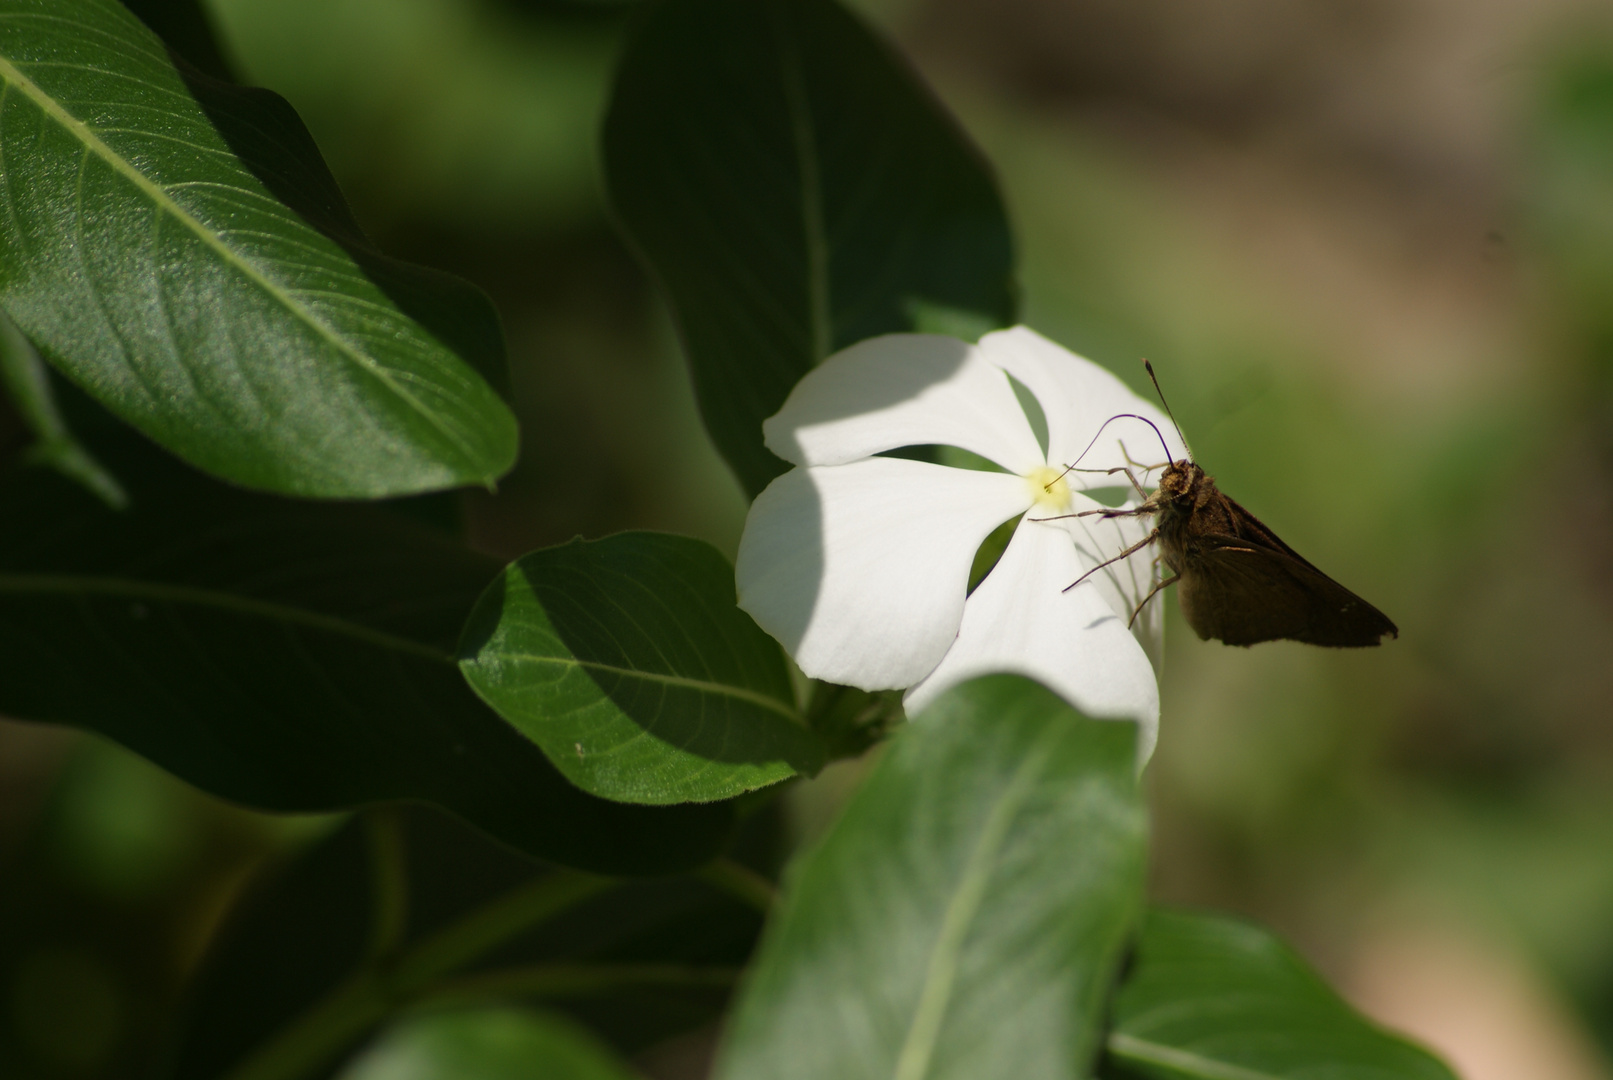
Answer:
[1051, 363, 1397, 648]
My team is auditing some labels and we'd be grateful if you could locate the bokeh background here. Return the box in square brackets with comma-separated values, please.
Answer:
[3, 0, 1613, 1076]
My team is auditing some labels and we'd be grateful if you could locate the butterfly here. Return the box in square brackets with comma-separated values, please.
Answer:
[1051, 363, 1397, 647]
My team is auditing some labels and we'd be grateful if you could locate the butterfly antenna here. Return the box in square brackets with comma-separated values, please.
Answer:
[1143, 359, 1190, 462]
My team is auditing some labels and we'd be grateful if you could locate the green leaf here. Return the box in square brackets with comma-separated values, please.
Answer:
[0, 0, 516, 496]
[0, 306, 126, 508]
[0, 453, 731, 874]
[713, 675, 1147, 1080]
[122, 0, 237, 82]
[339, 1008, 639, 1080]
[603, 0, 1015, 497]
[1102, 909, 1459, 1080]
[459, 532, 824, 805]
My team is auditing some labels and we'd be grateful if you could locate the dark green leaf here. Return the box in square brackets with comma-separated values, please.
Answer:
[714, 675, 1147, 1080]
[0, 0, 516, 496]
[1102, 909, 1458, 1080]
[801, 680, 904, 761]
[0, 453, 731, 874]
[603, 0, 1015, 497]
[459, 532, 823, 805]
[338, 1007, 638, 1080]
[173, 807, 758, 1079]
[121, 0, 237, 82]
[0, 306, 126, 508]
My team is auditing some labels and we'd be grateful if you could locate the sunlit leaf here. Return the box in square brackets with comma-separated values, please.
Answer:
[460, 532, 823, 805]
[714, 675, 1146, 1080]
[0, 0, 516, 496]
[1101, 909, 1459, 1080]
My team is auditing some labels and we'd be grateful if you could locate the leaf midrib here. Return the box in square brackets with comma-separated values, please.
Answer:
[892, 724, 1060, 1080]
[0, 572, 449, 661]
[0, 44, 479, 465]
[770, 3, 831, 364]
[490, 652, 801, 723]
[1105, 1032, 1284, 1080]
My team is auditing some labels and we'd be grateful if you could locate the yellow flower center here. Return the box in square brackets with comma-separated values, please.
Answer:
[1025, 465, 1072, 513]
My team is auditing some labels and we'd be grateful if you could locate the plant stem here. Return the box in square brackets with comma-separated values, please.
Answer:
[698, 858, 778, 915]
[218, 870, 611, 1080]
[390, 872, 609, 988]
[362, 809, 408, 962]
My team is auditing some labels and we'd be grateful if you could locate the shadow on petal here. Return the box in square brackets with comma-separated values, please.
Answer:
[763, 335, 1044, 474]
[738, 460, 1032, 691]
[906, 519, 1160, 759]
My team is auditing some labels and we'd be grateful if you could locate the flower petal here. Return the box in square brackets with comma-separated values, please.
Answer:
[904, 515, 1160, 760]
[736, 458, 1032, 690]
[978, 326, 1188, 483]
[763, 334, 1045, 475]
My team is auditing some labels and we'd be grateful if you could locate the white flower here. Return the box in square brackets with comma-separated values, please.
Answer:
[734, 326, 1188, 759]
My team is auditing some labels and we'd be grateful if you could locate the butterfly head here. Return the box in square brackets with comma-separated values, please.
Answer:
[1156, 459, 1203, 500]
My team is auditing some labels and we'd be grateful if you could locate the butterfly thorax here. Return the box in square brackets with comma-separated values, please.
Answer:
[1148, 461, 1239, 565]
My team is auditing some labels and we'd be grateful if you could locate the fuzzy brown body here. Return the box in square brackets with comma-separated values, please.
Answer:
[1141, 460, 1397, 647]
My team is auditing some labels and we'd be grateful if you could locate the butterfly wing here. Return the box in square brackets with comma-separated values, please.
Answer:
[1176, 531, 1399, 648]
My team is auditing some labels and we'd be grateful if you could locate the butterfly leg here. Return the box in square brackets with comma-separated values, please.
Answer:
[1127, 573, 1180, 628]
[1120, 466, 1149, 501]
[1115, 442, 1170, 499]
[1064, 445, 1168, 500]
[1069, 464, 1152, 500]
[1030, 503, 1152, 524]
[1062, 528, 1160, 593]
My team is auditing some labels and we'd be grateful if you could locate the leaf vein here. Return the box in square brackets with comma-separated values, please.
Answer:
[0, 574, 450, 662]
[495, 653, 797, 722]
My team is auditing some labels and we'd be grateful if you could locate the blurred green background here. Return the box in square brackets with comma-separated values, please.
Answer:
[3, 0, 1613, 1076]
